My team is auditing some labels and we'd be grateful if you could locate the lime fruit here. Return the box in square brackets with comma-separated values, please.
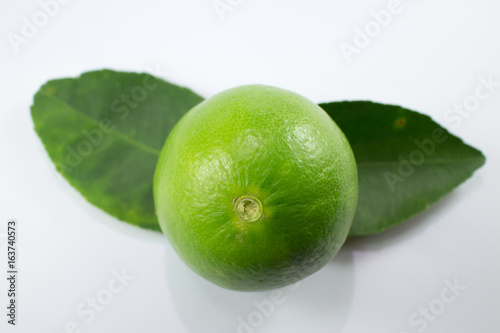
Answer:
[153, 85, 358, 291]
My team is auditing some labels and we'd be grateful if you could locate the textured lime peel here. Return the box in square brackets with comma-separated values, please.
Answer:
[154, 85, 358, 291]
[234, 195, 263, 222]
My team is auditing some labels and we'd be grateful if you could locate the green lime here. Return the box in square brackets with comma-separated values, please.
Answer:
[153, 85, 358, 291]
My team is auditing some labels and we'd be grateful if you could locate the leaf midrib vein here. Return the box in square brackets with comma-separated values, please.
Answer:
[44, 93, 161, 156]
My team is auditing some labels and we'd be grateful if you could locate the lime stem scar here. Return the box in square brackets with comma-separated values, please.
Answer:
[234, 195, 263, 222]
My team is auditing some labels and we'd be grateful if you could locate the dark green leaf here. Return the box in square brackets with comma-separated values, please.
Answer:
[320, 101, 485, 236]
[31, 70, 203, 231]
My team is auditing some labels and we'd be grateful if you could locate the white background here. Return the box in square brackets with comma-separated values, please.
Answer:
[1, 0, 499, 332]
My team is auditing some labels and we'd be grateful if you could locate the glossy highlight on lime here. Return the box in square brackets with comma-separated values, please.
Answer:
[153, 85, 358, 291]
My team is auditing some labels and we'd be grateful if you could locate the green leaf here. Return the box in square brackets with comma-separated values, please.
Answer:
[320, 101, 485, 236]
[31, 70, 203, 231]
